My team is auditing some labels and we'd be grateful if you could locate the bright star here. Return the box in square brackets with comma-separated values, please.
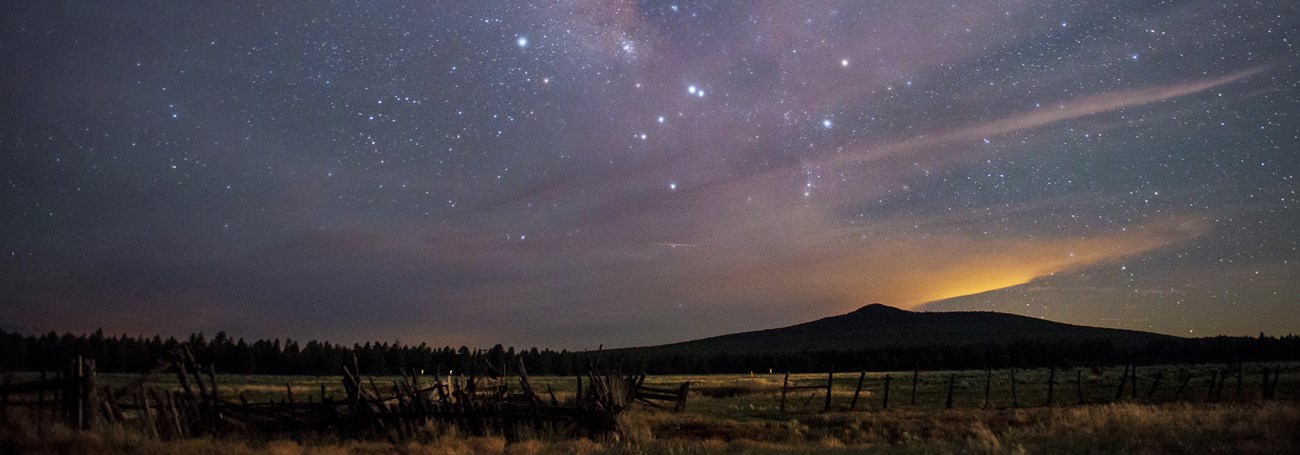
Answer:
[669, 182, 677, 190]
[841, 59, 849, 67]
[516, 36, 529, 47]
[822, 119, 833, 129]
[687, 85, 697, 94]
[657, 115, 665, 124]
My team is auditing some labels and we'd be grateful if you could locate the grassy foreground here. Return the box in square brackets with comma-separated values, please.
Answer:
[4, 402, 1298, 454]
[4, 366, 1297, 453]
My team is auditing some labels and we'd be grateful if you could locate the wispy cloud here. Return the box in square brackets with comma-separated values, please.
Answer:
[820, 67, 1265, 167]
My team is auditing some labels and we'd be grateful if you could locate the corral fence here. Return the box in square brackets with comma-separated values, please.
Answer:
[0, 350, 689, 441]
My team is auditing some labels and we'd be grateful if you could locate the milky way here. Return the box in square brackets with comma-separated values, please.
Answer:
[2, 1, 1297, 348]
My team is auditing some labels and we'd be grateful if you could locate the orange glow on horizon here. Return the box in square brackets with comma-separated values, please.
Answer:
[770, 215, 1212, 312]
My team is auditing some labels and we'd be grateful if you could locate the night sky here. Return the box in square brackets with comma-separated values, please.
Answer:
[2, 1, 1297, 349]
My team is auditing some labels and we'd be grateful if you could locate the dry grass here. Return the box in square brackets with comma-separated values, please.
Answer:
[6, 365, 1297, 453]
[5, 401, 1297, 454]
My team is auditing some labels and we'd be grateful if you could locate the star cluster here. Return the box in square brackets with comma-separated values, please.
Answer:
[1, 1, 1297, 348]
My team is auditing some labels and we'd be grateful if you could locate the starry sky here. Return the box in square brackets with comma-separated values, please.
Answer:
[2, 1, 1297, 349]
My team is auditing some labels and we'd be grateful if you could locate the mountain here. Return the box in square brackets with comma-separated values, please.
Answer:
[629, 304, 1178, 355]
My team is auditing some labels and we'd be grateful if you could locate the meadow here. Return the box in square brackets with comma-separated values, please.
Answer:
[3, 363, 1297, 453]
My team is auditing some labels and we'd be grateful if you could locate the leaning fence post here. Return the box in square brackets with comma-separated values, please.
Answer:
[849, 371, 866, 411]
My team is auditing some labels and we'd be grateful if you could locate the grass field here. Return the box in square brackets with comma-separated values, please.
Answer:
[4, 363, 1298, 454]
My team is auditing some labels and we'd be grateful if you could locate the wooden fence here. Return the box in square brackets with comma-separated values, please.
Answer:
[0, 352, 690, 441]
[774, 362, 1288, 413]
[0, 356, 99, 431]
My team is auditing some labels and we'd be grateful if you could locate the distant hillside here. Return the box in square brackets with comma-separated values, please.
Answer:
[627, 304, 1178, 355]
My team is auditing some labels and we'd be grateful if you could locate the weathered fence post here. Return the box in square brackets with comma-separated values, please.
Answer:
[1130, 364, 1139, 401]
[849, 371, 866, 411]
[1235, 363, 1243, 397]
[1216, 367, 1228, 399]
[1, 373, 10, 423]
[1207, 370, 1218, 400]
[882, 375, 892, 409]
[1260, 367, 1271, 399]
[70, 357, 83, 430]
[983, 368, 992, 408]
[83, 358, 96, 430]
[1147, 370, 1164, 399]
[1263, 365, 1280, 399]
[945, 373, 955, 409]
[1076, 370, 1084, 405]
[823, 369, 834, 412]
[139, 389, 158, 440]
[675, 382, 691, 412]
[206, 364, 219, 399]
[38, 370, 47, 425]
[1114, 364, 1129, 402]
[1174, 369, 1190, 400]
[1009, 368, 1018, 408]
[1046, 365, 1056, 406]
[910, 364, 919, 406]
[779, 372, 789, 413]
[575, 373, 583, 405]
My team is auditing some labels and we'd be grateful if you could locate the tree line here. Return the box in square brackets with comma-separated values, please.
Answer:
[2, 328, 1298, 376]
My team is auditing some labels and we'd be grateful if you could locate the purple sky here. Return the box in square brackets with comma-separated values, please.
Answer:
[2, 1, 1297, 349]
